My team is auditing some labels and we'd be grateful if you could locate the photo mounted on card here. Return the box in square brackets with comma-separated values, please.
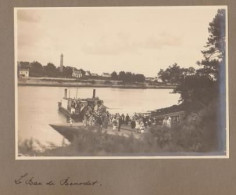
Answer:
[14, 6, 228, 159]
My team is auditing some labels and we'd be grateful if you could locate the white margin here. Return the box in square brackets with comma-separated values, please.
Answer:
[225, 6, 229, 159]
[14, 8, 19, 159]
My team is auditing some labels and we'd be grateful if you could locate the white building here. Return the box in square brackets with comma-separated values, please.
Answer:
[85, 71, 91, 76]
[91, 73, 98, 77]
[145, 77, 156, 81]
[102, 73, 111, 78]
[19, 68, 29, 78]
[72, 69, 83, 78]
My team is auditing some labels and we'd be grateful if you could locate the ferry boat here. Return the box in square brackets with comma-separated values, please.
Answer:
[58, 88, 104, 122]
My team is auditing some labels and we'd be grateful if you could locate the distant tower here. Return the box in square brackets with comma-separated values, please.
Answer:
[60, 53, 63, 72]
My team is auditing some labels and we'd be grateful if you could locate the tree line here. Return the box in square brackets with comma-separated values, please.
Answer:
[18, 62, 77, 78]
[111, 71, 145, 83]
[18, 61, 146, 82]
[157, 63, 195, 84]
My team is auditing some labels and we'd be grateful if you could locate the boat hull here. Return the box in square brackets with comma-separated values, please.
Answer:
[58, 105, 83, 122]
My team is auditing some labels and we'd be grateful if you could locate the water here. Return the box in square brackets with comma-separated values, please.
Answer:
[17, 86, 180, 147]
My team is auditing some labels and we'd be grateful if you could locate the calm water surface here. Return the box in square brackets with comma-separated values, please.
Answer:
[18, 86, 180, 147]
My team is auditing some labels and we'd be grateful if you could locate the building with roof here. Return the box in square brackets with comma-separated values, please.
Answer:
[72, 69, 83, 78]
[102, 73, 111, 78]
[19, 68, 29, 78]
[85, 71, 91, 76]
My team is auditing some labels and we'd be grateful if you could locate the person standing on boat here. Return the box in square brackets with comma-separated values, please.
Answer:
[125, 114, 130, 125]
[98, 101, 106, 114]
[83, 114, 88, 127]
[162, 117, 167, 127]
[121, 114, 125, 124]
[96, 116, 103, 129]
[69, 117, 73, 126]
[118, 115, 122, 132]
[93, 100, 99, 114]
[112, 116, 118, 130]
[135, 119, 140, 131]
[102, 112, 109, 129]
[166, 117, 172, 128]
[131, 117, 136, 129]
[140, 121, 145, 133]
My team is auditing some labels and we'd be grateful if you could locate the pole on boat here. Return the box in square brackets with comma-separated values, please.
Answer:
[76, 88, 78, 99]
[64, 89, 67, 98]
[93, 89, 96, 98]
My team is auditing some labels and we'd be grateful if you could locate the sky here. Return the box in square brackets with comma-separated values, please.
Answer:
[15, 7, 223, 77]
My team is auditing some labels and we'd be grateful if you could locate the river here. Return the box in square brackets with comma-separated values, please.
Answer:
[17, 86, 180, 148]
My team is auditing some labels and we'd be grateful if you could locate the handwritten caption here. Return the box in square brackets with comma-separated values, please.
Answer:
[14, 173, 102, 187]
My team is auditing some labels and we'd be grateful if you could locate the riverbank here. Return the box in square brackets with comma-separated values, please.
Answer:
[18, 77, 177, 89]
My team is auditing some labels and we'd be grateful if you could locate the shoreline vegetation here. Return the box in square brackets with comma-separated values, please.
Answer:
[18, 77, 177, 89]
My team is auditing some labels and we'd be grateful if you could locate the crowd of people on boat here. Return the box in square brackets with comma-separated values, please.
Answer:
[68, 98, 173, 132]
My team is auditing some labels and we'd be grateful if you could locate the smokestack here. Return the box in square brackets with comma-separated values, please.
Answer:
[60, 54, 64, 72]
[64, 89, 67, 98]
[93, 89, 96, 98]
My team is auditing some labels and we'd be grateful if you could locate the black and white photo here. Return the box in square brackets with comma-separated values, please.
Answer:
[15, 6, 228, 159]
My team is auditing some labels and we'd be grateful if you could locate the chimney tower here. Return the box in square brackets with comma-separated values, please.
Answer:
[60, 53, 63, 72]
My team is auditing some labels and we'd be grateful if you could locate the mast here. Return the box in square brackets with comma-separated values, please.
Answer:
[76, 88, 78, 99]
[93, 89, 96, 98]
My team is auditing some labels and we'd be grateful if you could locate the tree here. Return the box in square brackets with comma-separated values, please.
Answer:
[187, 67, 195, 75]
[174, 75, 218, 111]
[117, 71, 145, 83]
[19, 61, 30, 69]
[29, 61, 44, 77]
[63, 66, 73, 78]
[125, 72, 133, 82]
[118, 71, 126, 81]
[175, 9, 226, 111]
[111, 71, 118, 80]
[157, 63, 187, 84]
[172, 10, 226, 152]
[44, 63, 57, 77]
[135, 74, 145, 82]
[197, 9, 226, 80]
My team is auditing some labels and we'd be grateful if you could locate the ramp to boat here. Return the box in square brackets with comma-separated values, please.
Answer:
[50, 123, 142, 142]
[50, 124, 83, 142]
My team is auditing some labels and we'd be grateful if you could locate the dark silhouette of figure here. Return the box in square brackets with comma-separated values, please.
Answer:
[125, 114, 130, 125]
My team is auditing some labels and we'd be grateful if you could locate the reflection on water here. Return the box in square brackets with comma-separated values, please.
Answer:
[18, 86, 180, 147]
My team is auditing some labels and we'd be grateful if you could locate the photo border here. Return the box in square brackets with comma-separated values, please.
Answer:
[14, 6, 229, 160]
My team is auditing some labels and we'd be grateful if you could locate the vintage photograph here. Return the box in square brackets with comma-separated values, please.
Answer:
[15, 6, 228, 158]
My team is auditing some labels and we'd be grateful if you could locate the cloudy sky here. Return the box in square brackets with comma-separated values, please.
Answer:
[15, 7, 222, 77]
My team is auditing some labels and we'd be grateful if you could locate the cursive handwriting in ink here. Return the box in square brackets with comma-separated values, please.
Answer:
[60, 177, 98, 186]
[15, 173, 28, 184]
[46, 180, 55, 186]
[14, 173, 101, 187]
[15, 173, 42, 185]
[25, 177, 42, 185]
